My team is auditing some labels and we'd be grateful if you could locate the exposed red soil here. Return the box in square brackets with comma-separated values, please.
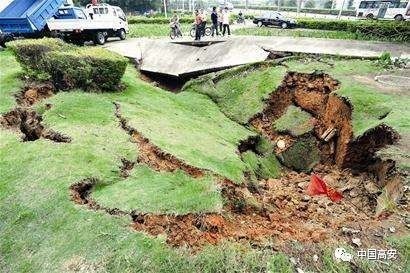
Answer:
[132, 132, 204, 178]
[113, 102, 205, 178]
[16, 82, 54, 106]
[131, 166, 407, 251]
[68, 75, 407, 254]
[250, 71, 399, 169]
[0, 108, 71, 142]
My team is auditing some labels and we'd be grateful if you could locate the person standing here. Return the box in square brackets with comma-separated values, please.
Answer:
[211, 7, 219, 37]
[222, 7, 230, 36]
[217, 8, 223, 32]
[194, 10, 202, 41]
[199, 9, 207, 36]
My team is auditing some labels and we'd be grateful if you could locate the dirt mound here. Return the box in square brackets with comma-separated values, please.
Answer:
[130, 166, 403, 250]
[0, 108, 71, 142]
[250, 71, 399, 169]
[16, 82, 54, 106]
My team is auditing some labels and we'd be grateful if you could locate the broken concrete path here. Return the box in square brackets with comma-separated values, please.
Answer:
[106, 38, 269, 77]
[104, 36, 410, 77]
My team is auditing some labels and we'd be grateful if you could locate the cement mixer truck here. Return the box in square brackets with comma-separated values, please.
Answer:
[0, 0, 129, 47]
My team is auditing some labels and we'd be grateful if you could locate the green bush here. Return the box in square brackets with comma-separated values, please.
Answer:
[297, 18, 410, 42]
[8, 38, 127, 91]
[7, 38, 72, 77]
[234, 5, 356, 16]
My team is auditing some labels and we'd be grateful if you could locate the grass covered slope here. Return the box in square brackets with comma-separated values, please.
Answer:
[109, 66, 254, 182]
[0, 51, 261, 272]
[92, 166, 222, 214]
[273, 105, 313, 137]
[183, 64, 287, 124]
[0, 51, 22, 113]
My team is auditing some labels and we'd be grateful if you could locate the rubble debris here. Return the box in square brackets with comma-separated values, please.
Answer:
[375, 176, 403, 217]
[352, 237, 362, 247]
[307, 174, 343, 202]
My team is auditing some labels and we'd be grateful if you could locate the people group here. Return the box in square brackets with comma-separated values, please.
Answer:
[194, 6, 231, 41]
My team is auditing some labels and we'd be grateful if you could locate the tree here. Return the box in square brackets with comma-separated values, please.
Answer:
[323, 0, 332, 8]
[284, 0, 297, 7]
[304, 0, 315, 8]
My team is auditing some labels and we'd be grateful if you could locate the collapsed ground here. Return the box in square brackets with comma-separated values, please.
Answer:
[1, 49, 409, 273]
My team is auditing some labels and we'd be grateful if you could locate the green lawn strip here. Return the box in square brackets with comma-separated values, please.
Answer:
[184, 64, 287, 124]
[232, 27, 406, 43]
[273, 105, 313, 137]
[129, 23, 191, 38]
[104, 65, 254, 183]
[92, 166, 222, 214]
[0, 50, 22, 113]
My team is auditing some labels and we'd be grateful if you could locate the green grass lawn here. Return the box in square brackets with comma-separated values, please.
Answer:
[0, 50, 259, 272]
[128, 23, 191, 38]
[233, 26, 407, 43]
[183, 63, 287, 124]
[1, 48, 409, 273]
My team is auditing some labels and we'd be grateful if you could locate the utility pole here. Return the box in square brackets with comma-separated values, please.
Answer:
[277, 0, 280, 11]
[338, 0, 346, 19]
[164, 0, 168, 18]
[297, 0, 301, 17]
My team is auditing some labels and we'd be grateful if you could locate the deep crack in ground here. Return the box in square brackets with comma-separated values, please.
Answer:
[69, 77, 408, 252]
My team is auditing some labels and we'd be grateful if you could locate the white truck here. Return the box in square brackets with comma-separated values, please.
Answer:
[0, 0, 129, 46]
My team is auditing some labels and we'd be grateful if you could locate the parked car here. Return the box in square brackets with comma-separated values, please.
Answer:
[253, 12, 297, 28]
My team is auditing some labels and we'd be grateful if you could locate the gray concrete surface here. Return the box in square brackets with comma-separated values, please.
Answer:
[104, 36, 410, 76]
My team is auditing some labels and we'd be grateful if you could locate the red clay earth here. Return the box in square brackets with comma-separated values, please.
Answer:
[70, 70, 409, 255]
[0, 82, 70, 142]
[70, 88, 407, 253]
[250, 72, 399, 168]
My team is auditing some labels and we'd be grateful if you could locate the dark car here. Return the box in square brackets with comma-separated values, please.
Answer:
[253, 12, 297, 29]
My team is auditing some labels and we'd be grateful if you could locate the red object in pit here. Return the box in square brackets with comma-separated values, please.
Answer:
[307, 174, 343, 202]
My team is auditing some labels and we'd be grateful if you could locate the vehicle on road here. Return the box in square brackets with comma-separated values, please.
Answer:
[0, 0, 128, 47]
[356, 0, 410, 20]
[252, 12, 297, 28]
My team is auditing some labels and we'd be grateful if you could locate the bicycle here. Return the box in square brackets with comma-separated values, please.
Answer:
[190, 24, 212, 38]
[169, 24, 182, 40]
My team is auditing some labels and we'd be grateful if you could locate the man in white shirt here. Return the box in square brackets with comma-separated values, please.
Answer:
[222, 7, 230, 36]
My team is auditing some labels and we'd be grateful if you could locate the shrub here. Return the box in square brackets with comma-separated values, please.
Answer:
[8, 38, 128, 91]
[7, 38, 73, 78]
[297, 19, 410, 42]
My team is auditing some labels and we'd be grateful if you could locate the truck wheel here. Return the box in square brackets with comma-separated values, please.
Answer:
[257, 21, 263, 27]
[394, 14, 404, 21]
[281, 22, 288, 29]
[366, 13, 374, 19]
[94, 32, 106, 45]
[118, 29, 126, 40]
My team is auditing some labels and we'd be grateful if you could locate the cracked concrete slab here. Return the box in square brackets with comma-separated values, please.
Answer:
[104, 36, 410, 77]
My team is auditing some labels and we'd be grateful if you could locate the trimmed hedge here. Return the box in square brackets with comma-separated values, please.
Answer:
[8, 38, 127, 91]
[6, 38, 73, 73]
[128, 16, 194, 25]
[297, 18, 410, 42]
[234, 5, 356, 16]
